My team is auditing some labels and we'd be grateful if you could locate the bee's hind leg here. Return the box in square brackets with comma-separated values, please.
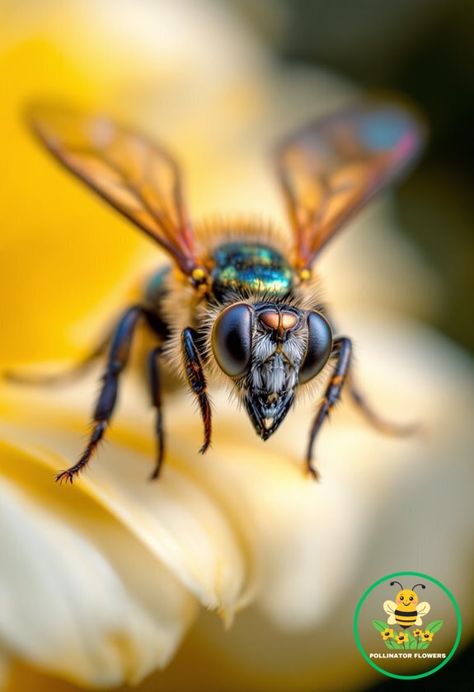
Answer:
[56, 305, 144, 484]
[147, 345, 165, 480]
[4, 329, 112, 386]
[348, 375, 419, 436]
[306, 336, 352, 480]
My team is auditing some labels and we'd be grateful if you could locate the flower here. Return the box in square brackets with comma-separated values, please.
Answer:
[413, 628, 423, 637]
[422, 631, 434, 642]
[396, 632, 409, 645]
[1, 1, 473, 691]
[381, 628, 394, 640]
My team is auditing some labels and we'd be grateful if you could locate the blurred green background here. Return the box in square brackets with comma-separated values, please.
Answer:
[236, 0, 474, 354]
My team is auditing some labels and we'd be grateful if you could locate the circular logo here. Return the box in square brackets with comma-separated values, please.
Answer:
[354, 571, 462, 680]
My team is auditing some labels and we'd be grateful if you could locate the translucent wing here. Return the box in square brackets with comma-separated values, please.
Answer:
[417, 602, 431, 617]
[276, 101, 426, 271]
[29, 104, 201, 277]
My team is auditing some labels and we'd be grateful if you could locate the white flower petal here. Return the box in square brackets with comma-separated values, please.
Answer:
[0, 395, 248, 621]
[84, 447, 248, 620]
[160, 412, 364, 629]
[0, 441, 198, 686]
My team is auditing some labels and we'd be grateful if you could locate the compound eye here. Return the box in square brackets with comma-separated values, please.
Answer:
[400, 595, 404, 601]
[299, 312, 333, 384]
[409, 596, 413, 601]
[212, 303, 253, 377]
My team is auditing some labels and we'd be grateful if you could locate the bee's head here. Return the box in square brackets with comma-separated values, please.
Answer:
[396, 589, 419, 609]
[211, 301, 333, 439]
[390, 581, 425, 609]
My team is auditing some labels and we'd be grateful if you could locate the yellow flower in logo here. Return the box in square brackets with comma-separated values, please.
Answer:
[381, 628, 394, 640]
[413, 628, 423, 638]
[396, 632, 409, 645]
[422, 631, 434, 642]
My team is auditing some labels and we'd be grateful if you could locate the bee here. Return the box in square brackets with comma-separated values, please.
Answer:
[383, 581, 431, 629]
[15, 100, 425, 483]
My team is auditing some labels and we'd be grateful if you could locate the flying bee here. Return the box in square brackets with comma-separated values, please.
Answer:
[384, 581, 431, 629]
[14, 100, 425, 483]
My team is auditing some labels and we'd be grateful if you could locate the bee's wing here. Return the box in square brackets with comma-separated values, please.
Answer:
[276, 101, 426, 270]
[29, 104, 201, 277]
[383, 600, 397, 616]
[417, 601, 431, 617]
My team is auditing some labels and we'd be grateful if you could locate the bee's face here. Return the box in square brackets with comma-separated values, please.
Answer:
[396, 589, 419, 609]
[211, 301, 333, 439]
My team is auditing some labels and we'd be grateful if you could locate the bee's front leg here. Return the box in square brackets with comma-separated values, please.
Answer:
[181, 327, 212, 454]
[306, 336, 352, 480]
[56, 305, 144, 483]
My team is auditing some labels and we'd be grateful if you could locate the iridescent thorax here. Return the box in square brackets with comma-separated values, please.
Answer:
[210, 242, 294, 300]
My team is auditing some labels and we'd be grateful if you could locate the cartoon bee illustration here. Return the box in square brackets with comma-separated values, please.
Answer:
[12, 100, 425, 483]
[384, 581, 431, 629]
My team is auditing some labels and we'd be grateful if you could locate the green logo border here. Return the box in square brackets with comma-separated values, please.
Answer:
[353, 571, 462, 681]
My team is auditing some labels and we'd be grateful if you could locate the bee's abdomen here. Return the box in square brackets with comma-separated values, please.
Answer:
[211, 242, 293, 300]
[143, 265, 172, 338]
[394, 609, 418, 628]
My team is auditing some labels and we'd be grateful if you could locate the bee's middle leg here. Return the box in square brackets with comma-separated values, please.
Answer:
[181, 327, 212, 454]
[4, 330, 112, 386]
[56, 305, 144, 483]
[306, 336, 352, 480]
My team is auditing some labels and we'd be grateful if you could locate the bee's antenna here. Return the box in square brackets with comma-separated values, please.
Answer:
[390, 580, 403, 589]
[412, 583, 426, 591]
